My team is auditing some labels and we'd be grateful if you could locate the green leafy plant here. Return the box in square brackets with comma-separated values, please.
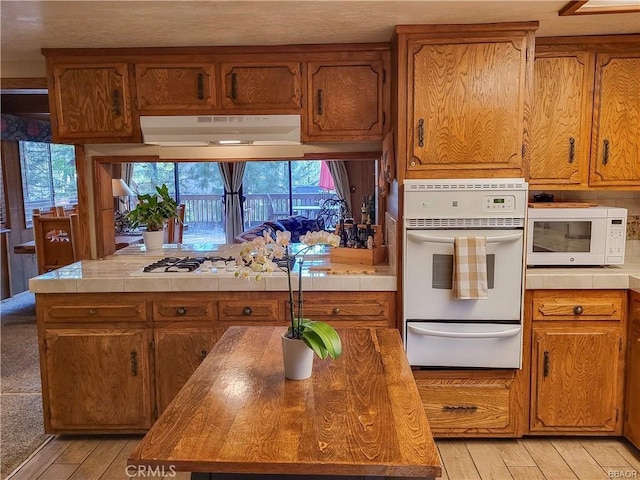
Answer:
[236, 230, 342, 360]
[126, 184, 178, 232]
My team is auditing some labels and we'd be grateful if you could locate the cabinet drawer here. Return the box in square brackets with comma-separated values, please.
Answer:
[152, 301, 216, 321]
[45, 303, 146, 323]
[302, 300, 386, 320]
[533, 291, 624, 321]
[218, 300, 281, 322]
[415, 379, 512, 432]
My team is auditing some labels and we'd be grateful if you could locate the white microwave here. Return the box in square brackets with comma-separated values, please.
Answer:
[526, 206, 627, 266]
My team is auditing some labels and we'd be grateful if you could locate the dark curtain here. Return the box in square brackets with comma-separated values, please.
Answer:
[1, 114, 52, 142]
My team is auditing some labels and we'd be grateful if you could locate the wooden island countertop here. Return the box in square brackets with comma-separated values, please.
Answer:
[128, 326, 441, 479]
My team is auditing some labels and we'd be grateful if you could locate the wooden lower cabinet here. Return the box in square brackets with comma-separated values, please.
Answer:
[154, 327, 226, 414]
[413, 370, 527, 437]
[625, 291, 640, 448]
[36, 290, 395, 433]
[529, 290, 627, 435]
[43, 328, 153, 432]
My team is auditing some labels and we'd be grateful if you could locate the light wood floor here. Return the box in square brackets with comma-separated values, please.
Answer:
[6, 435, 640, 480]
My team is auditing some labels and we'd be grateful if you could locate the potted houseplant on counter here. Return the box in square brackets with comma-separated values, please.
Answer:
[126, 184, 178, 251]
[236, 229, 342, 380]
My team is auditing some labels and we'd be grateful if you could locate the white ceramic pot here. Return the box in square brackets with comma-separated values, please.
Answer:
[143, 230, 164, 251]
[281, 333, 314, 380]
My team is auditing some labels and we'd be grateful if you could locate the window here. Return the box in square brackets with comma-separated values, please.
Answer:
[129, 159, 337, 242]
[19, 141, 77, 226]
[131, 162, 226, 243]
[243, 160, 336, 226]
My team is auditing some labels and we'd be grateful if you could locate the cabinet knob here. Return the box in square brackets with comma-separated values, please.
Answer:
[176, 307, 187, 316]
[89, 309, 97, 316]
[333, 307, 340, 315]
[442, 405, 478, 412]
[568, 137, 575, 163]
[242, 306, 253, 316]
[573, 305, 584, 315]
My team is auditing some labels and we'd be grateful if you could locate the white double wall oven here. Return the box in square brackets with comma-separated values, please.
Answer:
[403, 179, 529, 369]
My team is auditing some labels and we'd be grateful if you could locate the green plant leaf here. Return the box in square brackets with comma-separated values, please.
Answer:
[302, 321, 342, 360]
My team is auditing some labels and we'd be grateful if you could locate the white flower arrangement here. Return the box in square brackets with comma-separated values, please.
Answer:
[235, 228, 342, 359]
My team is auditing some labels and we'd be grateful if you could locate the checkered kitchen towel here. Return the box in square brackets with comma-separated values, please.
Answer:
[452, 236, 489, 300]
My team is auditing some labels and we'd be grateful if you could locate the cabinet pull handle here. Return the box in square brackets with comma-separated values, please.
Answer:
[131, 351, 138, 376]
[112, 90, 121, 116]
[443, 405, 478, 412]
[242, 306, 253, 316]
[231, 73, 237, 100]
[88, 309, 97, 316]
[201, 350, 207, 361]
[602, 139, 610, 165]
[197, 73, 204, 100]
[568, 137, 575, 163]
[417, 118, 425, 148]
[543, 351, 550, 377]
[333, 307, 340, 315]
[573, 305, 584, 315]
[176, 306, 187, 316]
[317, 89, 323, 115]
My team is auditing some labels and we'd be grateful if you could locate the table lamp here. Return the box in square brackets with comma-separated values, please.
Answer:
[112, 179, 134, 211]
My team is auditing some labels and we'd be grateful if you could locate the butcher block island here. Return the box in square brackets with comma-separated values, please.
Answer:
[128, 326, 442, 479]
[29, 243, 397, 434]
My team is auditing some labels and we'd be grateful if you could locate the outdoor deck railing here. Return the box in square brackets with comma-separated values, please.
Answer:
[180, 192, 332, 231]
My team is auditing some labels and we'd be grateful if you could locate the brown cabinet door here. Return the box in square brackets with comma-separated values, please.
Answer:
[408, 37, 527, 174]
[220, 63, 302, 111]
[50, 63, 136, 142]
[530, 52, 593, 188]
[590, 53, 640, 186]
[531, 324, 621, 432]
[625, 293, 640, 449]
[43, 328, 152, 432]
[154, 327, 226, 414]
[135, 64, 216, 112]
[306, 61, 385, 141]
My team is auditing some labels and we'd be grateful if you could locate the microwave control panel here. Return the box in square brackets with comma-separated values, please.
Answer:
[483, 195, 516, 212]
[606, 218, 626, 260]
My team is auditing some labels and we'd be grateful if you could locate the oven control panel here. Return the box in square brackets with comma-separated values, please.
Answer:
[484, 195, 516, 212]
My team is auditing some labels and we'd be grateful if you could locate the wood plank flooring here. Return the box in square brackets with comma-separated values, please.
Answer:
[6, 435, 640, 480]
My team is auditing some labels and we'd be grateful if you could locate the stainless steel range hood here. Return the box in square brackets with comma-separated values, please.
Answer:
[140, 114, 301, 146]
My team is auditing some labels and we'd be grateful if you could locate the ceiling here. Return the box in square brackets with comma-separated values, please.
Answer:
[1, 0, 639, 79]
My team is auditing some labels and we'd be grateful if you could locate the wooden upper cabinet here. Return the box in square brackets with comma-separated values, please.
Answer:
[397, 24, 537, 179]
[530, 52, 593, 188]
[220, 62, 302, 111]
[589, 53, 640, 187]
[135, 63, 216, 112]
[49, 63, 138, 142]
[305, 60, 387, 141]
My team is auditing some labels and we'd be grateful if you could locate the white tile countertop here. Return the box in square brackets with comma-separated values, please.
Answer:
[28, 242, 640, 294]
[28, 243, 397, 294]
[525, 241, 640, 292]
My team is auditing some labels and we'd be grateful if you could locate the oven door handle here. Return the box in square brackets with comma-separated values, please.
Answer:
[408, 324, 521, 338]
[406, 232, 522, 244]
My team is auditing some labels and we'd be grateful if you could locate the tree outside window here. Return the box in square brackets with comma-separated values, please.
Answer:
[19, 141, 77, 226]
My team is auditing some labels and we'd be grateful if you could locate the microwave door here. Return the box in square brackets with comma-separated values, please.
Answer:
[527, 219, 608, 265]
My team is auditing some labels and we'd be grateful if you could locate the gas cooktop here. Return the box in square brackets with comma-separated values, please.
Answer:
[130, 255, 295, 276]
